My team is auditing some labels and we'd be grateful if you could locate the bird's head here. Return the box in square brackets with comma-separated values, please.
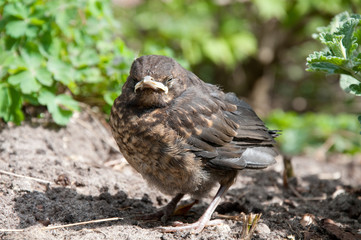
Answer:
[121, 55, 200, 108]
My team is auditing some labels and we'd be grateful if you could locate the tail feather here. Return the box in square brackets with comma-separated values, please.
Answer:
[208, 147, 277, 170]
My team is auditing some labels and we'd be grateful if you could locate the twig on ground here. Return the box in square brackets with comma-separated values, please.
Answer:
[289, 184, 327, 201]
[43, 217, 123, 230]
[0, 217, 123, 232]
[288, 184, 306, 201]
[0, 169, 52, 184]
[0, 229, 25, 232]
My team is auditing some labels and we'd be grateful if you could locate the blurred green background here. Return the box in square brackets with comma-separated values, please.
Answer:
[0, 0, 360, 156]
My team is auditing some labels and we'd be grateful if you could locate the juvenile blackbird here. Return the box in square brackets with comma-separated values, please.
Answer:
[110, 55, 278, 233]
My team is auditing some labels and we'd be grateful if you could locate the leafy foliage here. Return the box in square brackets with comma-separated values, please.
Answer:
[114, 0, 259, 68]
[306, 12, 361, 124]
[0, 0, 135, 125]
[115, 1, 360, 70]
[307, 12, 361, 84]
[266, 110, 361, 155]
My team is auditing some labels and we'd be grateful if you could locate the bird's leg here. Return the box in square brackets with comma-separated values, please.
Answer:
[134, 193, 184, 222]
[160, 193, 185, 222]
[157, 183, 231, 233]
[173, 199, 199, 216]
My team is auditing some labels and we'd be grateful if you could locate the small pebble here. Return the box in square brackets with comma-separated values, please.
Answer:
[256, 222, 271, 234]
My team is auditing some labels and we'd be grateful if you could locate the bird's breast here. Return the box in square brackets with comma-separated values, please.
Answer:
[110, 106, 210, 196]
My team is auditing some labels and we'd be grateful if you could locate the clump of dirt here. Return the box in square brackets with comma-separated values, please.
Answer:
[0, 110, 360, 240]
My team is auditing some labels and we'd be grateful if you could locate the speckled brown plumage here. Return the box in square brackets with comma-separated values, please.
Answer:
[110, 55, 278, 232]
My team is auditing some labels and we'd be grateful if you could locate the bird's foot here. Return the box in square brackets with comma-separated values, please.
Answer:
[157, 219, 224, 233]
[157, 184, 231, 233]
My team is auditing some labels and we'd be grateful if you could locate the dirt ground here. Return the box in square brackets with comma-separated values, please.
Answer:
[1, 109, 361, 240]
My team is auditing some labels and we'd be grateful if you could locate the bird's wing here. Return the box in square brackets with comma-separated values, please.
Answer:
[167, 87, 277, 171]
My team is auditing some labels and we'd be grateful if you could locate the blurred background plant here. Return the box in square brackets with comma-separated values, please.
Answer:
[266, 110, 360, 156]
[0, 0, 134, 125]
[0, 0, 360, 156]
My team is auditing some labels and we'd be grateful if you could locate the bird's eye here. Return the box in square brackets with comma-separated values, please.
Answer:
[166, 77, 173, 84]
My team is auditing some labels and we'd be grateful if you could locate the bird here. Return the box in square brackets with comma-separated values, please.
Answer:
[109, 55, 278, 233]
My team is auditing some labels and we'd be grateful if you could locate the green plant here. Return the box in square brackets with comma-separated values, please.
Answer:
[0, 0, 135, 125]
[266, 110, 361, 155]
[306, 12, 361, 126]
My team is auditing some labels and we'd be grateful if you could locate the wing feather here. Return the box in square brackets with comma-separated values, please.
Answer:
[167, 85, 278, 171]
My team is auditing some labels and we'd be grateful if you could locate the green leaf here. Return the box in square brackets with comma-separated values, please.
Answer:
[0, 50, 15, 78]
[36, 68, 53, 86]
[25, 25, 38, 38]
[3, 3, 28, 19]
[29, 18, 45, 25]
[78, 68, 101, 83]
[307, 12, 361, 84]
[8, 71, 42, 94]
[306, 51, 348, 74]
[229, 32, 257, 61]
[38, 88, 55, 105]
[0, 83, 24, 124]
[38, 90, 79, 125]
[0, 50, 15, 67]
[77, 49, 100, 67]
[353, 64, 361, 72]
[253, 0, 286, 20]
[8, 71, 27, 85]
[8, 52, 53, 90]
[349, 84, 361, 95]
[203, 38, 234, 66]
[55, 94, 80, 112]
[20, 51, 42, 68]
[5, 20, 28, 38]
[47, 58, 74, 85]
[50, 95, 79, 125]
[319, 34, 347, 58]
[104, 91, 119, 106]
[52, 108, 73, 125]
[318, 12, 360, 58]
[337, 20, 359, 58]
[0, 85, 12, 121]
[340, 74, 361, 96]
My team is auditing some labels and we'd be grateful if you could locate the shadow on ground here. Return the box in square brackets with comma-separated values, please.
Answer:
[14, 187, 160, 230]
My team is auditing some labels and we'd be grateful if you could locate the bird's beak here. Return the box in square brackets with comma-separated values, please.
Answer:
[134, 76, 168, 94]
